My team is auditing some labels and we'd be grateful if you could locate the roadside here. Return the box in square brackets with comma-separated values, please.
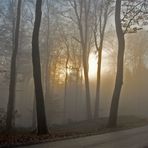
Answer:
[0, 116, 148, 148]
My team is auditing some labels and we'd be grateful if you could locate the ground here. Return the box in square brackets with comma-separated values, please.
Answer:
[0, 116, 148, 148]
[20, 125, 148, 148]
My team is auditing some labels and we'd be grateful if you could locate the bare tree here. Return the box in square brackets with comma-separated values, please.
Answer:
[69, 0, 92, 120]
[58, 26, 71, 121]
[6, 0, 22, 131]
[108, 0, 147, 128]
[32, 0, 48, 134]
[93, 0, 113, 119]
[108, 0, 125, 128]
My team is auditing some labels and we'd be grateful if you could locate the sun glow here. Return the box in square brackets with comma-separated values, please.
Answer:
[88, 52, 98, 79]
[54, 50, 109, 84]
[88, 51, 109, 79]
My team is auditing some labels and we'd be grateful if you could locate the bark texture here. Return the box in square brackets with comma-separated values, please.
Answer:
[6, 0, 22, 131]
[32, 0, 48, 134]
[108, 0, 125, 128]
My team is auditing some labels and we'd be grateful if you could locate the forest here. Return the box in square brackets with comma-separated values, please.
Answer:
[0, 0, 148, 147]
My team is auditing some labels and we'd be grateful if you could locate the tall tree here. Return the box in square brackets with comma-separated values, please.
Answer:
[93, 0, 113, 119]
[108, 0, 125, 128]
[61, 32, 70, 122]
[6, 0, 22, 131]
[32, 0, 48, 134]
[108, 0, 147, 128]
[69, 0, 92, 120]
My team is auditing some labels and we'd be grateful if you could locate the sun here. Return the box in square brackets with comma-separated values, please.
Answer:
[88, 51, 109, 79]
[88, 52, 98, 79]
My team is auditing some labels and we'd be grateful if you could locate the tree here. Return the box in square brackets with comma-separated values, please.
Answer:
[108, 0, 147, 128]
[93, 0, 113, 119]
[69, 0, 93, 120]
[32, 0, 48, 134]
[60, 30, 70, 121]
[6, 0, 22, 131]
[108, 0, 125, 128]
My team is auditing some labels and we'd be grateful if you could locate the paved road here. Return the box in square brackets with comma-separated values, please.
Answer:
[21, 126, 148, 148]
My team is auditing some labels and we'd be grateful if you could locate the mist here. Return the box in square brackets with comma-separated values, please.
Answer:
[0, 0, 148, 140]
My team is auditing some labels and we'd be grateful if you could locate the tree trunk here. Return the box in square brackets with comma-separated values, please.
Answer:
[93, 0, 109, 119]
[83, 53, 92, 120]
[74, 68, 79, 120]
[32, 95, 37, 130]
[6, 0, 22, 132]
[64, 58, 68, 121]
[72, 0, 92, 120]
[108, 0, 125, 128]
[32, 0, 48, 135]
[64, 44, 70, 122]
[94, 46, 102, 119]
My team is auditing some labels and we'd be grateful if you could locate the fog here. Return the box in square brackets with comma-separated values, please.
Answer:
[1, 31, 148, 128]
[0, 0, 148, 129]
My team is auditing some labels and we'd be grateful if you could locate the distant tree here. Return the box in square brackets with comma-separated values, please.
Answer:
[69, 0, 93, 120]
[6, 0, 22, 132]
[93, 0, 113, 119]
[44, 0, 52, 101]
[58, 28, 70, 121]
[32, 0, 48, 134]
[125, 31, 148, 74]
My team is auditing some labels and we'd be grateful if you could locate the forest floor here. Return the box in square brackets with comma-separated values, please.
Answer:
[0, 116, 148, 148]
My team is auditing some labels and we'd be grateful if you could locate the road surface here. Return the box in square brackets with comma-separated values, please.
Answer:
[20, 126, 148, 148]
